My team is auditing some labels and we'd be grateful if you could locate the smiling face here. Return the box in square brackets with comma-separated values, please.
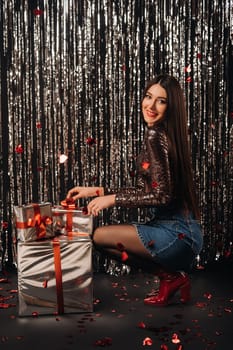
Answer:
[142, 83, 167, 127]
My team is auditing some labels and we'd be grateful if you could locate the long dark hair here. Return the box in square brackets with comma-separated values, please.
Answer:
[142, 74, 200, 219]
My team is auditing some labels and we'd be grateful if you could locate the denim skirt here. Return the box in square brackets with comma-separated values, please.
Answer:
[133, 208, 203, 273]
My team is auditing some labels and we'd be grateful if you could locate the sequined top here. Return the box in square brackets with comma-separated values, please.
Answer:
[104, 123, 174, 208]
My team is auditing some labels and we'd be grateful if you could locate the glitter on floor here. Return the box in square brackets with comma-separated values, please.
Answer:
[0, 261, 233, 350]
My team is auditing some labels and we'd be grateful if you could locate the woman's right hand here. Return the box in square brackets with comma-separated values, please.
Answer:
[66, 186, 104, 201]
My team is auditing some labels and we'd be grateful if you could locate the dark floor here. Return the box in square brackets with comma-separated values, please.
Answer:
[0, 261, 233, 350]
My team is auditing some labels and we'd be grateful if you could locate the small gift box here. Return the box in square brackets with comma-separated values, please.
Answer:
[14, 202, 54, 242]
[17, 233, 93, 316]
[52, 202, 93, 235]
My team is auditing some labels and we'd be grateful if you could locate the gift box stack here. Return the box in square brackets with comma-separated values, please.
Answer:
[14, 201, 93, 316]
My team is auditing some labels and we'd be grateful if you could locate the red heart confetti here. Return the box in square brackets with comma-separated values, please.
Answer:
[15, 144, 24, 153]
[33, 8, 43, 15]
[142, 337, 153, 346]
[142, 161, 150, 170]
[138, 321, 146, 329]
[171, 333, 181, 344]
[121, 251, 129, 262]
[86, 137, 96, 146]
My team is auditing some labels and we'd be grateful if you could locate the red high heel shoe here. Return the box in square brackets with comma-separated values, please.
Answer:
[144, 272, 191, 306]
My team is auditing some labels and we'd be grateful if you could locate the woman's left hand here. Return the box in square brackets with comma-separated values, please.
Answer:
[87, 194, 116, 216]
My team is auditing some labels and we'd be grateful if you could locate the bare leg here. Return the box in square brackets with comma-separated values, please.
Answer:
[93, 224, 162, 273]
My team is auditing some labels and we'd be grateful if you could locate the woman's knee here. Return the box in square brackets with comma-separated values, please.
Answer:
[92, 226, 105, 246]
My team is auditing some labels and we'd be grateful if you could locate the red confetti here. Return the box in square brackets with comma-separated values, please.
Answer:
[96, 190, 100, 196]
[9, 289, 18, 293]
[1, 221, 8, 229]
[0, 303, 16, 309]
[0, 278, 9, 283]
[161, 345, 169, 350]
[138, 321, 146, 329]
[0, 303, 9, 309]
[178, 233, 185, 240]
[142, 161, 150, 170]
[151, 181, 158, 188]
[197, 53, 202, 59]
[184, 64, 192, 72]
[42, 280, 48, 288]
[121, 64, 126, 71]
[176, 345, 183, 350]
[36, 122, 42, 128]
[0, 295, 14, 302]
[171, 333, 181, 344]
[15, 144, 24, 154]
[195, 302, 207, 308]
[111, 282, 119, 288]
[143, 337, 153, 346]
[121, 251, 128, 262]
[147, 240, 155, 247]
[33, 8, 43, 15]
[86, 137, 96, 146]
[32, 311, 39, 317]
[16, 336, 24, 341]
[224, 250, 231, 258]
[224, 308, 232, 313]
[94, 337, 112, 346]
[203, 292, 212, 300]
[186, 76, 192, 83]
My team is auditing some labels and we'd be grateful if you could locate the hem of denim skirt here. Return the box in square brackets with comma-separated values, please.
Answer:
[131, 223, 156, 257]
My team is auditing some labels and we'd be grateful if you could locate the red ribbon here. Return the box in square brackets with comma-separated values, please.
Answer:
[60, 199, 76, 209]
[16, 204, 52, 239]
[66, 231, 89, 240]
[60, 200, 77, 232]
[52, 238, 64, 314]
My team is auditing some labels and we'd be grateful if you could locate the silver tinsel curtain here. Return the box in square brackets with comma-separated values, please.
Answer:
[0, 0, 233, 269]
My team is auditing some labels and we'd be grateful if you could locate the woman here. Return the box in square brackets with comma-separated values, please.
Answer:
[66, 74, 203, 306]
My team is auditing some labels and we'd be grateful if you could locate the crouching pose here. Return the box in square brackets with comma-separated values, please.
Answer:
[66, 74, 203, 306]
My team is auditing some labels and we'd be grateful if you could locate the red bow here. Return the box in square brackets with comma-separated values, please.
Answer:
[60, 199, 76, 210]
[27, 214, 52, 239]
[16, 204, 52, 239]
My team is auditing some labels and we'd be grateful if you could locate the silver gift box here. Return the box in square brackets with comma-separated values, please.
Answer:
[14, 202, 54, 242]
[52, 206, 93, 235]
[17, 234, 93, 316]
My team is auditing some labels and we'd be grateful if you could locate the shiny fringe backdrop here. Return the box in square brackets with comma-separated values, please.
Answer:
[0, 0, 233, 271]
